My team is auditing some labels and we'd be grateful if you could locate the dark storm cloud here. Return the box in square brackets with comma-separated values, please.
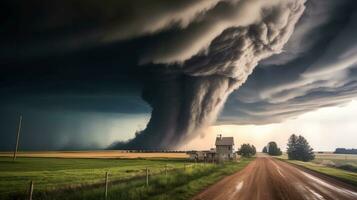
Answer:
[112, 0, 306, 149]
[1, 0, 306, 150]
[220, 0, 357, 125]
[1, 0, 221, 59]
[0, 108, 148, 151]
[3, 0, 356, 150]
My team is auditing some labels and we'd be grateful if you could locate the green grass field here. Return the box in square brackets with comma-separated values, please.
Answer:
[276, 152, 357, 167]
[0, 157, 253, 200]
[312, 153, 357, 167]
[286, 160, 357, 186]
[276, 153, 357, 186]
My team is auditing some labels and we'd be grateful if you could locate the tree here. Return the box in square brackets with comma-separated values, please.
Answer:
[237, 143, 256, 157]
[267, 141, 282, 156]
[287, 134, 298, 159]
[262, 146, 267, 153]
[252, 145, 256, 156]
[287, 134, 315, 162]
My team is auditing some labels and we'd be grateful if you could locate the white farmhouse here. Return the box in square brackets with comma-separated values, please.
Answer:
[186, 134, 237, 162]
[215, 134, 235, 162]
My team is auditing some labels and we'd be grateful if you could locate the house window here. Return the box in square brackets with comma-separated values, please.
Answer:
[228, 146, 231, 150]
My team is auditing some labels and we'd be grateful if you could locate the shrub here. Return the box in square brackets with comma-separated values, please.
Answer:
[337, 164, 357, 173]
[237, 144, 256, 157]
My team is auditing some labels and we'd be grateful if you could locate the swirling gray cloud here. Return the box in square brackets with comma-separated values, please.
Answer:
[116, 0, 305, 149]
[7, 0, 357, 150]
[220, 0, 357, 125]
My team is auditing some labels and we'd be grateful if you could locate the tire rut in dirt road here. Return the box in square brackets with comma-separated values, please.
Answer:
[192, 157, 357, 200]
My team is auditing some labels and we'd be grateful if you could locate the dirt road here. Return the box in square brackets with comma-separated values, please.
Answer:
[193, 157, 357, 200]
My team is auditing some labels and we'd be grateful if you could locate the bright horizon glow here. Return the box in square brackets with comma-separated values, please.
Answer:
[183, 100, 357, 152]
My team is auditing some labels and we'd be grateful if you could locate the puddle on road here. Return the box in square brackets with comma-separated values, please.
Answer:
[226, 181, 244, 200]
[272, 161, 285, 178]
[305, 186, 326, 200]
[236, 181, 244, 192]
[294, 183, 324, 200]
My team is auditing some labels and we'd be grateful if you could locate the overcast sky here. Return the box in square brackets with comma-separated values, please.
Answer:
[0, 0, 356, 151]
[186, 100, 357, 151]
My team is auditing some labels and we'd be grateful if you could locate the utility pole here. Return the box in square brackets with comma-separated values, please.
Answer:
[13, 115, 22, 161]
[146, 168, 149, 186]
[104, 171, 109, 199]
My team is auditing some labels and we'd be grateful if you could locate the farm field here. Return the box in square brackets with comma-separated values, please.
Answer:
[0, 157, 186, 199]
[0, 154, 252, 200]
[277, 152, 357, 167]
[0, 151, 188, 159]
[277, 152, 357, 166]
[312, 153, 357, 167]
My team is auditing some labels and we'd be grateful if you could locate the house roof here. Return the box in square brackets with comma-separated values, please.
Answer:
[215, 137, 234, 146]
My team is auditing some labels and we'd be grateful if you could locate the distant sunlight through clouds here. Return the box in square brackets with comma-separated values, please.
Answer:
[183, 100, 357, 152]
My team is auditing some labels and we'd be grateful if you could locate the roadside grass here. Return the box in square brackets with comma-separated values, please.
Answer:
[275, 153, 357, 172]
[0, 157, 253, 200]
[276, 155, 357, 187]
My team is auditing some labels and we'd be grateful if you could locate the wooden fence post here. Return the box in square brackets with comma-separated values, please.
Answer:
[146, 168, 149, 186]
[165, 164, 167, 177]
[28, 180, 33, 200]
[104, 171, 109, 199]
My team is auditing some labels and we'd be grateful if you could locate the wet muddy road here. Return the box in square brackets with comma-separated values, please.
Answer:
[193, 157, 357, 200]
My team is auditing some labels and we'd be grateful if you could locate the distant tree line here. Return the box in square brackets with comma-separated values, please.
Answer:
[262, 141, 282, 156]
[237, 143, 256, 157]
[262, 146, 267, 153]
[268, 141, 283, 156]
[334, 148, 357, 154]
[260, 134, 315, 162]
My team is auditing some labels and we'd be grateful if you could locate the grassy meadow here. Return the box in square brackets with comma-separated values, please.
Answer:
[0, 151, 188, 159]
[312, 153, 357, 167]
[277, 152, 357, 186]
[278, 152, 357, 166]
[0, 155, 253, 200]
[287, 160, 357, 186]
